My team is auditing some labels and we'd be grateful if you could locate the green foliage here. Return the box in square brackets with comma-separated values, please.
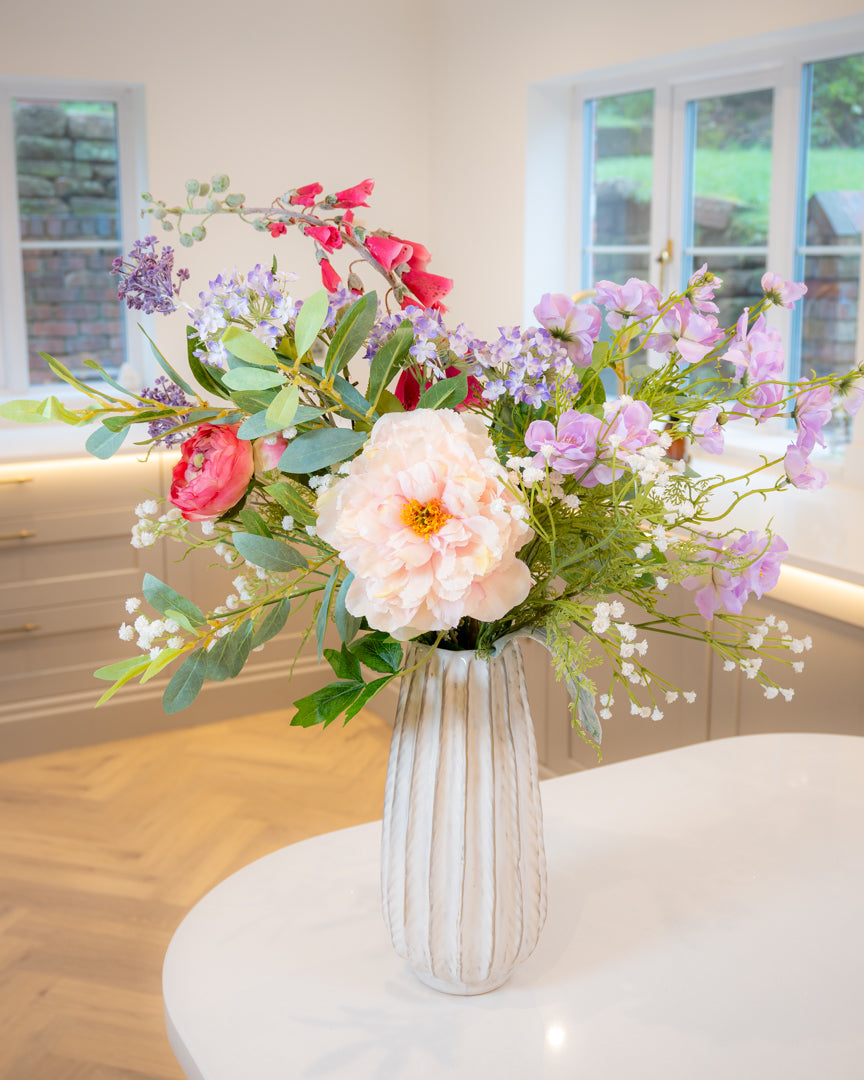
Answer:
[324, 291, 378, 381]
[265, 384, 299, 430]
[367, 321, 413, 407]
[222, 326, 279, 367]
[278, 427, 368, 473]
[293, 289, 329, 358]
[85, 423, 128, 459]
[418, 371, 468, 410]
[232, 533, 307, 572]
[143, 573, 208, 629]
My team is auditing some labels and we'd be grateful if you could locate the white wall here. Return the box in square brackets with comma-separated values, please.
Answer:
[425, 0, 864, 337]
[0, 0, 434, 362]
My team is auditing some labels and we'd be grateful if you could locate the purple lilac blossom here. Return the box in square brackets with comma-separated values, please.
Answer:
[645, 302, 723, 365]
[190, 265, 299, 367]
[761, 272, 807, 309]
[784, 444, 829, 490]
[793, 381, 833, 452]
[690, 405, 725, 454]
[593, 278, 660, 332]
[532, 293, 601, 366]
[682, 531, 788, 620]
[140, 375, 195, 448]
[688, 263, 723, 314]
[111, 236, 189, 315]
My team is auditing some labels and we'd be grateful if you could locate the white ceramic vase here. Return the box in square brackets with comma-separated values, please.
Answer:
[380, 640, 547, 995]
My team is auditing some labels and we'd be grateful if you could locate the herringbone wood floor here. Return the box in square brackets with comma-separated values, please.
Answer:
[0, 707, 393, 1079]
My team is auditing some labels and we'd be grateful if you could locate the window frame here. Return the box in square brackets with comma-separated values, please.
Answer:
[0, 77, 149, 401]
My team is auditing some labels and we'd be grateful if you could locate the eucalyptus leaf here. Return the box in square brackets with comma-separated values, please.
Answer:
[229, 389, 278, 413]
[0, 399, 55, 424]
[316, 566, 340, 662]
[232, 532, 307, 572]
[222, 367, 285, 391]
[237, 508, 272, 537]
[187, 337, 232, 400]
[94, 655, 151, 681]
[294, 289, 329, 358]
[324, 291, 377, 381]
[278, 427, 367, 474]
[223, 619, 254, 678]
[265, 384, 299, 430]
[330, 375, 375, 422]
[418, 372, 468, 411]
[162, 650, 208, 713]
[252, 598, 292, 648]
[222, 325, 279, 367]
[367, 320, 413, 407]
[139, 325, 197, 395]
[142, 573, 208, 628]
[86, 423, 128, 459]
[334, 573, 361, 644]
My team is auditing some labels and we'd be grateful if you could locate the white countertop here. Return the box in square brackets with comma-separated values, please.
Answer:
[163, 733, 864, 1080]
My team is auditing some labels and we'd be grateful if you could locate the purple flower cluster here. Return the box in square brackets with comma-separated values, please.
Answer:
[111, 236, 189, 316]
[473, 326, 576, 407]
[724, 312, 786, 421]
[141, 376, 195, 448]
[683, 531, 789, 620]
[190, 265, 299, 367]
[783, 381, 834, 490]
[365, 304, 481, 382]
[524, 398, 658, 487]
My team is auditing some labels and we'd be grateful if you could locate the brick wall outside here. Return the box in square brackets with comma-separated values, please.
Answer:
[15, 100, 124, 385]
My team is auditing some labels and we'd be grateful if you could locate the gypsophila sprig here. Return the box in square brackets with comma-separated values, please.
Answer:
[4, 174, 860, 744]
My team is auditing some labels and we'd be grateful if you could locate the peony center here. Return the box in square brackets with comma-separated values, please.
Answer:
[399, 497, 451, 538]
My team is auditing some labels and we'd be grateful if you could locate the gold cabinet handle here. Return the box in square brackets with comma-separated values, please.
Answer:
[0, 476, 34, 485]
[0, 623, 41, 635]
[0, 530, 36, 541]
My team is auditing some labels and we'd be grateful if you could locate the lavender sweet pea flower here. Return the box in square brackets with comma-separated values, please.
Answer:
[691, 405, 725, 454]
[594, 278, 660, 331]
[645, 301, 722, 365]
[683, 531, 788, 619]
[732, 531, 789, 600]
[524, 410, 601, 481]
[784, 444, 829, 490]
[761, 272, 807, 309]
[533, 293, 601, 367]
[591, 398, 658, 483]
[793, 381, 833, 453]
[688, 263, 723, 314]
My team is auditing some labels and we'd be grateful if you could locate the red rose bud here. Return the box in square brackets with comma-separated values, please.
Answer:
[395, 366, 482, 412]
[366, 235, 413, 272]
[320, 258, 342, 292]
[289, 182, 323, 208]
[268, 222, 288, 238]
[402, 267, 453, 309]
[303, 224, 343, 252]
[332, 178, 374, 209]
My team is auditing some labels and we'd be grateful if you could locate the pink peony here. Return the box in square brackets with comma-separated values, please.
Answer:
[170, 424, 254, 521]
[315, 410, 534, 639]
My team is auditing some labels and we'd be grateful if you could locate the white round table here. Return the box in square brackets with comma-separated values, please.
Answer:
[163, 733, 864, 1079]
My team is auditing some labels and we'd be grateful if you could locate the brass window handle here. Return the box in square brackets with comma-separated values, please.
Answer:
[0, 623, 41, 635]
[0, 530, 36, 540]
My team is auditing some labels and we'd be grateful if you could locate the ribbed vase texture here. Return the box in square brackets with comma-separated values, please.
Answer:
[381, 641, 547, 995]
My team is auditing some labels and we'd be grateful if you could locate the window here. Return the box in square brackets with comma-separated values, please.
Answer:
[564, 21, 864, 448]
[0, 79, 147, 397]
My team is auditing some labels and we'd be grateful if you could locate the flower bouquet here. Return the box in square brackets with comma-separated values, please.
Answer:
[3, 174, 861, 749]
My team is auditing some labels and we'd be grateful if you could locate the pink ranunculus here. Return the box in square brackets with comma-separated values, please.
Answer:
[761, 272, 807, 309]
[691, 404, 725, 454]
[533, 293, 602, 367]
[784, 444, 829, 491]
[170, 424, 254, 521]
[288, 182, 323, 208]
[253, 434, 288, 475]
[331, 178, 374, 209]
[320, 258, 342, 292]
[365, 235, 413, 272]
[402, 267, 454, 311]
[793, 380, 833, 453]
[593, 277, 661, 331]
[304, 224, 343, 252]
[315, 410, 534, 640]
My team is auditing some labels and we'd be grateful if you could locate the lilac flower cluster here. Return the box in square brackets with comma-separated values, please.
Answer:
[365, 304, 481, 381]
[473, 326, 576, 407]
[140, 376, 195, 448]
[190, 265, 299, 367]
[682, 531, 789, 620]
[111, 236, 189, 315]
